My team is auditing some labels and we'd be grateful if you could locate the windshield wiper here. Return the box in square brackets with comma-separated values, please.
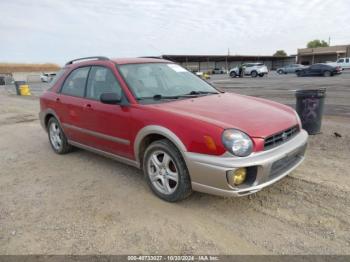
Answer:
[137, 91, 219, 101]
[183, 90, 219, 96]
[137, 94, 180, 100]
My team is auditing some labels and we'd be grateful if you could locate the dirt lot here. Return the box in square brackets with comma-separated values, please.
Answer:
[0, 73, 350, 255]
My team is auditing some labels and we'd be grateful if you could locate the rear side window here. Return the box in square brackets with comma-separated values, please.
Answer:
[86, 66, 122, 100]
[61, 67, 90, 97]
[346, 58, 349, 63]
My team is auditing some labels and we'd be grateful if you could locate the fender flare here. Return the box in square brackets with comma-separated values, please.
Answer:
[39, 108, 62, 131]
[133, 125, 187, 163]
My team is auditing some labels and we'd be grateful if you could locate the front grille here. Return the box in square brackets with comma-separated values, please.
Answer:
[264, 126, 299, 150]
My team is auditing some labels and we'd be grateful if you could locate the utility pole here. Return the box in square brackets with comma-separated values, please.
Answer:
[226, 48, 230, 72]
[328, 36, 331, 46]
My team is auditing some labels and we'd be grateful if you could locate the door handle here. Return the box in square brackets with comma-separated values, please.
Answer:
[55, 97, 60, 102]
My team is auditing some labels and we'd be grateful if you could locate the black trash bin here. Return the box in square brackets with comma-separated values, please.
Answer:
[14, 81, 26, 95]
[295, 88, 326, 135]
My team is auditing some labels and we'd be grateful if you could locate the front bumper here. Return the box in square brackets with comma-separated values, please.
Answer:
[184, 130, 308, 197]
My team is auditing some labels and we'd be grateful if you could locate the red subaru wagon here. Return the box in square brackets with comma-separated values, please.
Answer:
[39, 56, 308, 202]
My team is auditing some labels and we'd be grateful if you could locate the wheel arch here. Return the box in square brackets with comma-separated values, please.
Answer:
[41, 109, 61, 131]
[134, 125, 187, 166]
[251, 70, 258, 77]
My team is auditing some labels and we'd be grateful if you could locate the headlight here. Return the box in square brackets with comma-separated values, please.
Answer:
[222, 129, 253, 157]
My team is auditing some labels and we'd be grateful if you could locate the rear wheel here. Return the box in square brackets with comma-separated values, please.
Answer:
[48, 117, 72, 154]
[323, 70, 331, 77]
[251, 71, 258, 78]
[258, 73, 265, 77]
[277, 69, 284, 74]
[143, 139, 192, 202]
[296, 70, 302, 77]
[230, 71, 237, 78]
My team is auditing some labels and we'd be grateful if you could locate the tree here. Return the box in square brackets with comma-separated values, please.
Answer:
[273, 50, 287, 57]
[307, 39, 329, 48]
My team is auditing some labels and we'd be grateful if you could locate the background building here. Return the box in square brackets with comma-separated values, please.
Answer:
[161, 54, 296, 72]
[297, 45, 350, 65]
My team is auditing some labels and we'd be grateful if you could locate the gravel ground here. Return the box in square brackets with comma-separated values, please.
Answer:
[0, 72, 349, 255]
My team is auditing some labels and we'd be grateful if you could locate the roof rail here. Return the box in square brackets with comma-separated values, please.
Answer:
[65, 56, 110, 65]
[138, 56, 163, 59]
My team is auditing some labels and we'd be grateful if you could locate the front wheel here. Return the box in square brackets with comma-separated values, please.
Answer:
[251, 71, 258, 78]
[258, 73, 265, 77]
[277, 70, 284, 74]
[143, 139, 192, 202]
[230, 71, 237, 78]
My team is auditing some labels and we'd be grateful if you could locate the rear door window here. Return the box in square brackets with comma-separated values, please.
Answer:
[86, 66, 122, 100]
[61, 67, 90, 97]
[346, 58, 349, 63]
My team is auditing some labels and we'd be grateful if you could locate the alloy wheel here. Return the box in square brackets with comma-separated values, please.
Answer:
[49, 122, 62, 151]
[147, 150, 179, 195]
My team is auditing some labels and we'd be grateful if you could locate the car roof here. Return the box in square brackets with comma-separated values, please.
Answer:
[64, 57, 172, 69]
[112, 57, 171, 65]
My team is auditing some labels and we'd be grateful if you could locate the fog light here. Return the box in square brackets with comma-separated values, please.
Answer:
[227, 168, 247, 186]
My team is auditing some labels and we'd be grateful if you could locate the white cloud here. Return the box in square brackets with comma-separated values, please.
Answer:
[0, 0, 349, 64]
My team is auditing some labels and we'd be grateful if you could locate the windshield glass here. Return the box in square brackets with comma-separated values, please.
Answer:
[118, 63, 219, 101]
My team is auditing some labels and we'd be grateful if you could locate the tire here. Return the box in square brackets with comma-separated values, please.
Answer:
[47, 117, 73, 154]
[323, 71, 331, 77]
[143, 139, 192, 202]
[230, 71, 237, 78]
[258, 73, 264, 77]
[296, 71, 302, 77]
[277, 70, 284, 74]
[251, 71, 258, 78]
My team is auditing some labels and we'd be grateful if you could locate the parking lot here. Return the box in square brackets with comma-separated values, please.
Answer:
[0, 72, 350, 254]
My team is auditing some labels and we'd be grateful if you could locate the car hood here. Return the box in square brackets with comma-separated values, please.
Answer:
[149, 93, 297, 138]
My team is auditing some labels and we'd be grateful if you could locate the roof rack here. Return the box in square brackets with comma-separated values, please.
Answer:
[65, 56, 110, 65]
[138, 56, 163, 59]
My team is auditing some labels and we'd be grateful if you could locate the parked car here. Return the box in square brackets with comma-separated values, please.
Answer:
[212, 68, 225, 74]
[39, 56, 308, 202]
[41, 73, 57, 82]
[229, 63, 268, 78]
[296, 63, 342, 77]
[326, 57, 350, 70]
[276, 64, 306, 74]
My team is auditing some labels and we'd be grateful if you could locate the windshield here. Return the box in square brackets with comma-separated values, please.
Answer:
[118, 63, 219, 102]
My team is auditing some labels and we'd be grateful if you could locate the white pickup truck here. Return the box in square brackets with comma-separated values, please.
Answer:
[327, 57, 350, 70]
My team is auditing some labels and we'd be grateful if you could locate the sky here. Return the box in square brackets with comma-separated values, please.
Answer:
[0, 0, 349, 65]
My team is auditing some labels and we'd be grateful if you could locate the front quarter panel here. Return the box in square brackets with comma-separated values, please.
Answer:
[130, 105, 227, 161]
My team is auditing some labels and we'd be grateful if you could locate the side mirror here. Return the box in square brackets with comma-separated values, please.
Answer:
[100, 92, 121, 104]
